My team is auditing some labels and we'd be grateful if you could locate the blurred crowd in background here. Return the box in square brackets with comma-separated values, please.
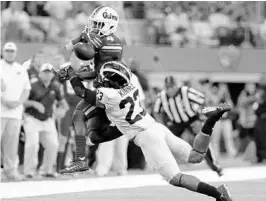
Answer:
[1, 1, 266, 47]
[1, 1, 266, 182]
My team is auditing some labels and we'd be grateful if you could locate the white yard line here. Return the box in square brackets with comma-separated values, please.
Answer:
[1, 166, 266, 199]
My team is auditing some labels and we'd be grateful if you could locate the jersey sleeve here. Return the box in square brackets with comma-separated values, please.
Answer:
[96, 87, 121, 106]
[89, 33, 104, 49]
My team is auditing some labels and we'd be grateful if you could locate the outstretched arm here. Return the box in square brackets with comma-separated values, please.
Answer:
[53, 64, 98, 105]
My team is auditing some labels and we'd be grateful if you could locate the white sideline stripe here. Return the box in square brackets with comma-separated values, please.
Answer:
[1, 166, 266, 199]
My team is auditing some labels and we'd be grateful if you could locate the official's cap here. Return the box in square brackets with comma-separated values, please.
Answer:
[40, 63, 53, 72]
[164, 75, 176, 87]
[3, 42, 17, 52]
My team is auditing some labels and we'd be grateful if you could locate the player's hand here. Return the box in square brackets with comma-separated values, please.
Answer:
[80, 31, 90, 43]
[80, 30, 102, 48]
[52, 62, 75, 81]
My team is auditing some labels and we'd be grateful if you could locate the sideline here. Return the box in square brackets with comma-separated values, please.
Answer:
[1, 166, 266, 199]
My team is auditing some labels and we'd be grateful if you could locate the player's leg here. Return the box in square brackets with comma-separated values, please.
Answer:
[112, 135, 129, 175]
[60, 103, 112, 174]
[87, 144, 99, 168]
[188, 123, 223, 176]
[59, 100, 94, 174]
[169, 173, 232, 201]
[163, 102, 230, 165]
[205, 144, 223, 176]
[135, 123, 232, 201]
[95, 140, 114, 176]
[72, 100, 90, 160]
[189, 103, 232, 163]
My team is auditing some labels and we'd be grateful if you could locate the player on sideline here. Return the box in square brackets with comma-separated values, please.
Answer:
[56, 6, 126, 173]
[54, 61, 233, 201]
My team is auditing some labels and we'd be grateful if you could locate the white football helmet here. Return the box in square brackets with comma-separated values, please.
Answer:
[86, 6, 119, 37]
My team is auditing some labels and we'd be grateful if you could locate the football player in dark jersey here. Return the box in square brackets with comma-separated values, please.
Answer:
[55, 6, 125, 174]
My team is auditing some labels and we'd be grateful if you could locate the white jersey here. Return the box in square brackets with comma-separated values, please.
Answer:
[96, 82, 155, 140]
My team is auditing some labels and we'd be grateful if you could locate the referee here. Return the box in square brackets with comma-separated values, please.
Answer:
[153, 76, 223, 176]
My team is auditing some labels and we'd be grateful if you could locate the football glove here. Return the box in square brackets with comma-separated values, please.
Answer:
[52, 62, 76, 82]
[80, 30, 103, 49]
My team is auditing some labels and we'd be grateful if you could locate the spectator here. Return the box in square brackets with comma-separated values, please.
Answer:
[191, 13, 218, 47]
[44, 1, 72, 21]
[231, 16, 256, 48]
[209, 6, 233, 46]
[208, 6, 232, 29]
[237, 83, 257, 154]
[259, 19, 266, 46]
[1, 1, 44, 42]
[23, 63, 68, 178]
[1, 2, 30, 41]
[44, 1, 73, 42]
[24, 51, 46, 77]
[0, 42, 31, 181]
[163, 6, 190, 47]
[207, 83, 237, 157]
[253, 75, 266, 163]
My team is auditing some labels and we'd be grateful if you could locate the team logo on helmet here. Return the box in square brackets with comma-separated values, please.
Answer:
[218, 46, 241, 71]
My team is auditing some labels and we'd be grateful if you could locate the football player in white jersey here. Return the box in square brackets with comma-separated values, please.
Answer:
[57, 61, 233, 201]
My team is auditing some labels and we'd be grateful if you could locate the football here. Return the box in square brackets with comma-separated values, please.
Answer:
[73, 42, 95, 61]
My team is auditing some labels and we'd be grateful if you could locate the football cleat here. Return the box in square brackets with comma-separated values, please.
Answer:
[202, 103, 232, 121]
[59, 158, 89, 174]
[216, 184, 233, 201]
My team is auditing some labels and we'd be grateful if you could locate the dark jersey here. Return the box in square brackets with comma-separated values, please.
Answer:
[91, 33, 123, 71]
[76, 33, 123, 80]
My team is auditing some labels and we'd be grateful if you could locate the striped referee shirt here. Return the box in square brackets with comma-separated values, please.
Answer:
[153, 86, 205, 124]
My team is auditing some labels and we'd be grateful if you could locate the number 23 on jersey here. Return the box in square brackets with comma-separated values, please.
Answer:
[119, 89, 146, 124]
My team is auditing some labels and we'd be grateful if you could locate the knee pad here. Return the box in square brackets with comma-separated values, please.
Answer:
[188, 149, 205, 163]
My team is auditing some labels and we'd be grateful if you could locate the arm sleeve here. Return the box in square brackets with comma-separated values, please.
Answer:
[69, 76, 96, 104]
[76, 71, 98, 80]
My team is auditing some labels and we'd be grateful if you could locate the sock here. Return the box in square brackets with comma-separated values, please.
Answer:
[75, 135, 86, 159]
[170, 174, 222, 199]
[197, 182, 222, 199]
[201, 118, 217, 135]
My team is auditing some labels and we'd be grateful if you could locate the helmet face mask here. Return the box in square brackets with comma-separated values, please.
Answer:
[86, 6, 119, 37]
[99, 61, 132, 89]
